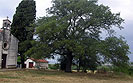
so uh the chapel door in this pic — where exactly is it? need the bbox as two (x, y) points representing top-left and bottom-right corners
(29, 62), (33, 68)
(2, 54), (7, 68)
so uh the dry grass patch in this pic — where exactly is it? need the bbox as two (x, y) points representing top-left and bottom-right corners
(0, 69), (133, 83)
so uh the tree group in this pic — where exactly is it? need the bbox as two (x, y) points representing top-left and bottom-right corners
(12, 0), (130, 72)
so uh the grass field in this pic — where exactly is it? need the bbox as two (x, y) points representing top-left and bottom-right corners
(0, 69), (133, 83)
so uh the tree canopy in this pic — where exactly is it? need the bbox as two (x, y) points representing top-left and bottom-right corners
(11, 0), (36, 68)
(26, 0), (129, 72)
(101, 36), (130, 67)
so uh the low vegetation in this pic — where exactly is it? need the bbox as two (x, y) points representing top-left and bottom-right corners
(0, 69), (133, 83)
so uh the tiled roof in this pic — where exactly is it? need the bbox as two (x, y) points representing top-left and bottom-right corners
(0, 29), (3, 32)
(37, 59), (48, 63)
(30, 58), (48, 63)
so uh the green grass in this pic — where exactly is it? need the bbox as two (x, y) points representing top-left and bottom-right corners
(0, 69), (133, 83)
(0, 75), (19, 79)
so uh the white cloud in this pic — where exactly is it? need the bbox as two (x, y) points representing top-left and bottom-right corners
(35, 0), (52, 17)
(0, 18), (3, 28)
(99, 0), (133, 21)
(0, 0), (52, 28)
(0, 0), (133, 27)
(0, 0), (21, 28)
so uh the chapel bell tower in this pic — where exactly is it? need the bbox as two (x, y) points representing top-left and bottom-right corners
(0, 17), (18, 69)
(2, 17), (11, 29)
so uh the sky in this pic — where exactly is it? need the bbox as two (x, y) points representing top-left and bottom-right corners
(0, 0), (133, 62)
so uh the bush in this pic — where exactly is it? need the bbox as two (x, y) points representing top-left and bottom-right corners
(97, 66), (113, 73)
(128, 66), (133, 75)
(71, 65), (77, 70)
(48, 64), (60, 70)
(112, 66), (130, 75)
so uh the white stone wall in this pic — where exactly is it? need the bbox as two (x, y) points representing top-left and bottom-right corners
(25, 59), (48, 69)
(0, 29), (19, 68)
(7, 34), (18, 68)
(0, 31), (3, 68)
(25, 59), (36, 68)
(36, 62), (48, 69)
(0, 41), (2, 68)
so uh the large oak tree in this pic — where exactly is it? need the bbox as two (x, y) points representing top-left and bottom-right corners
(26, 0), (128, 72)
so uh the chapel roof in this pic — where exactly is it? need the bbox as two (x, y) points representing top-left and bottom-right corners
(30, 58), (48, 63)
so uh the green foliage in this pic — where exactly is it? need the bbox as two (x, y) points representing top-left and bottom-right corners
(128, 66), (133, 75)
(26, 0), (126, 72)
(11, 0), (36, 67)
(100, 36), (130, 68)
(17, 56), (21, 63)
(71, 65), (77, 70)
(11, 0), (36, 41)
(97, 65), (113, 73)
(48, 64), (60, 70)
(113, 66), (130, 75)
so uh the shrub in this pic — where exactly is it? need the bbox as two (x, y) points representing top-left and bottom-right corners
(48, 64), (60, 70)
(128, 66), (133, 75)
(97, 66), (112, 73)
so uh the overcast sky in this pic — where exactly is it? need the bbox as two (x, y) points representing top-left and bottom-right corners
(0, 0), (133, 61)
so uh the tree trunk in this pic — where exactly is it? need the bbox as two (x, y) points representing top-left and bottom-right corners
(21, 54), (25, 68)
(60, 59), (66, 71)
(77, 58), (81, 72)
(65, 52), (73, 73)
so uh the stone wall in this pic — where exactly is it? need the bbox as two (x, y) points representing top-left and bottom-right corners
(0, 29), (18, 68)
